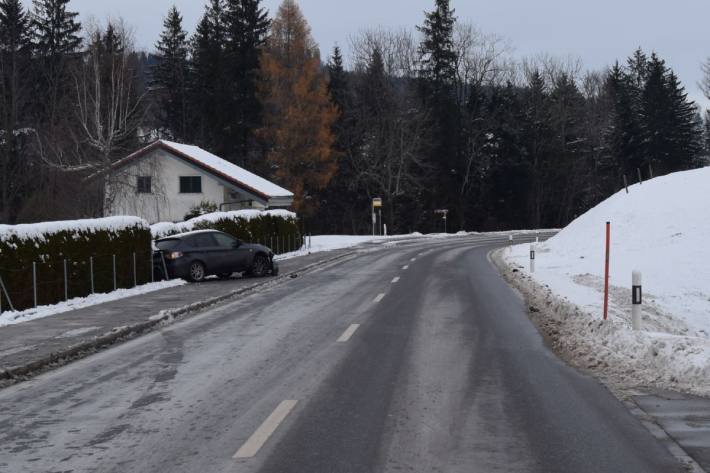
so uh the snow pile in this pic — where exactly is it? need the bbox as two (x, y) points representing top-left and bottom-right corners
(151, 209), (297, 238)
(503, 166), (710, 396)
(0, 280), (185, 328)
(0, 216), (148, 243)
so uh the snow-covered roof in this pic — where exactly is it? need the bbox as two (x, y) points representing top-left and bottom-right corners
(114, 140), (294, 201)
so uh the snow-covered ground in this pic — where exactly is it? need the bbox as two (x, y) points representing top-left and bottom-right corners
(0, 280), (186, 328)
(502, 166), (710, 396)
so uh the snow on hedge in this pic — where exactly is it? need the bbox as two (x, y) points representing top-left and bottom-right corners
(0, 216), (148, 244)
(151, 209), (297, 238)
(503, 165), (710, 396)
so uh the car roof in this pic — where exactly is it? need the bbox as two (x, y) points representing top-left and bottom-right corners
(157, 229), (226, 241)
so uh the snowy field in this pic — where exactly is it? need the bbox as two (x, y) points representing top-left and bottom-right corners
(503, 166), (710, 396)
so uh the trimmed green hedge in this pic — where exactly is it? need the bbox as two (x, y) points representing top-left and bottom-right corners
(0, 218), (152, 313)
(152, 211), (303, 254)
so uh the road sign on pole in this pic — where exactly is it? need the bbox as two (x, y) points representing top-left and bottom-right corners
(434, 209), (449, 233)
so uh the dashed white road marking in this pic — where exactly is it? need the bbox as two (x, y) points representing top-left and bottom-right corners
(337, 324), (360, 343)
(391, 277), (400, 283)
(410, 258), (417, 262)
(402, 265), (409, 270)
(374, 293), (386, 303)
(233, 400), (298, 459)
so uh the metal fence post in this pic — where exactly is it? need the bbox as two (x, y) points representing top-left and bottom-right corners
(32, 262), (38, 307)
(133, 252), (137, 287)
(90, 257), (95, 294)
(0, 275), (14, 312)
(64, 259), (69, 301)
(112, 254), (117, 291)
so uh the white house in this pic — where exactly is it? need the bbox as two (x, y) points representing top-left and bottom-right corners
(106, 140), (294, 223)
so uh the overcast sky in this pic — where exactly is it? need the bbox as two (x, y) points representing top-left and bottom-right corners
(38, 0), (710, 105)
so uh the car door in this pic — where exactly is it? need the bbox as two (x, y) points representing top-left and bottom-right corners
(212, 233), (251, 272)
(189, 233), (223, 274)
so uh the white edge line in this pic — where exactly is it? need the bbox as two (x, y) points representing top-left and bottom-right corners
(374, 293), (386, 303)
(337, 324), (360, 343)
(233, 400), (299, 459)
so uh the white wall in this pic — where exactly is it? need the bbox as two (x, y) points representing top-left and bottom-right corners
(107, 149), (230, 223)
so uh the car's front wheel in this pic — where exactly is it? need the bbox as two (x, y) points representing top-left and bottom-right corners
(250, 255), (269, 278)
(188, 261), (206, 282)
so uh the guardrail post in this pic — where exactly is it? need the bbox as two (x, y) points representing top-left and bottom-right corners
(632, 271), (642, 330)
(33, 262), (37, 307)
(530, 244), (536, 273)
(112, 254), (117, 291)
(63, 259), (69, 301)
(90, 257), (95, 294)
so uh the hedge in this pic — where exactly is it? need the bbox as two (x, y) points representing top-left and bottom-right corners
(151, 210), (302, 254)
(0, 217), (152, 313)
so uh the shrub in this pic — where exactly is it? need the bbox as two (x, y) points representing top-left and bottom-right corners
(151, 210), (302, 254)
(0, 217), (152, 313)
(184, 200), (218, 221)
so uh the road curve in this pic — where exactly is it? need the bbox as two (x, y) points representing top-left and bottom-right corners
(0, 235), (681, 473)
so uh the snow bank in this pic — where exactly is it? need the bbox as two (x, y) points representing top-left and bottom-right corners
(151, 209), (297, 238)
(0, 280), (185, 328)
(503, 166), (710, 395)
(0, 216), (148, 243)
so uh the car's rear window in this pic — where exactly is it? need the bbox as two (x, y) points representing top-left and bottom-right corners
(156, 239), (181, 251)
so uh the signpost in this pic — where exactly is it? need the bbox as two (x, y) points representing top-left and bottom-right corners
(434, 209), (449, 233)
(372, 198), (383, 236)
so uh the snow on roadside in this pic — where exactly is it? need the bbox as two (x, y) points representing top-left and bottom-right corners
(501, 166), (710, 396)
(274, 232), (474, 260)
(0, 280), (185, 328)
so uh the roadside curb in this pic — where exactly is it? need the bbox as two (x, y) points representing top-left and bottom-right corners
(0, 250), (358, 387)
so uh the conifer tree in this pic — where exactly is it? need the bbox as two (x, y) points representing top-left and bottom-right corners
(259, 0), (337, 216)
(0, 0), (32, 223)
(190, 0), (228, 153)
(604, 61), (643, 177)
(30, 0), (81, 59)
(417, 0), (457, 94)
(223, 0), (270, 165)
(154, 6), (190, 140)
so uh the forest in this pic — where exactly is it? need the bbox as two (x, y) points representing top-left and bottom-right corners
(0, 0), (707, 233)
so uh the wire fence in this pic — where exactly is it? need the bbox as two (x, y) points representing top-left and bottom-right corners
(0, 234), (311, 315)
(0, 250), (153, 315)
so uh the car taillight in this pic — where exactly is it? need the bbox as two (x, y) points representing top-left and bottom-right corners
(165, 251), (183, 260)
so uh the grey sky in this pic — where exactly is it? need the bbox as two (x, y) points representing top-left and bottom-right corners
(34, 0), (710, 105)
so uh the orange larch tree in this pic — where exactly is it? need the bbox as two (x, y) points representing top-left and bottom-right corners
(259, 0), (338, 216)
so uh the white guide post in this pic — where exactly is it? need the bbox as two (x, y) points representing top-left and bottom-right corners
(632, 271), (642, 330)
(530, 244), (536, 273)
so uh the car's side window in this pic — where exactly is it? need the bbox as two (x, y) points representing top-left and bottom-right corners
(213, 233), (237, 248)
(192, 234), (217, 248)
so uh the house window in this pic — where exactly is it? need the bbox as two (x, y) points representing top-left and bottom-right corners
(180, 176), (202, 194)
(137, 176), (152, 194)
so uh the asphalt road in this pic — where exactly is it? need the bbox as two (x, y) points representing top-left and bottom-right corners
(0, 235), (682, 473)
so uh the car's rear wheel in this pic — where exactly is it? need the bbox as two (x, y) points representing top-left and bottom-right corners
(250, 255), (269, 278)
(188, 261), (206, 282)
